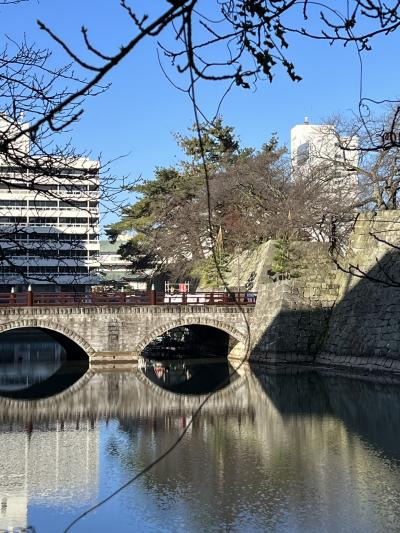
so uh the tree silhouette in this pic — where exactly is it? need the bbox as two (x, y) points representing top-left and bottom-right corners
(1, 1), (399, 282)
(0, 2), (393, 148)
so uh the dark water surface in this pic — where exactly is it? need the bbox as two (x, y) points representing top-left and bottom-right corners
(0, 328), (88, 399)
(0, 341), (400, 531)
(139, 357), (237, 394)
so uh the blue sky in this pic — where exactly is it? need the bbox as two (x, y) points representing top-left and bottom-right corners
(1, 1), (399, 228)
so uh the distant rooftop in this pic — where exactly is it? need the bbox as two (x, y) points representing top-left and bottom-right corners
(99, 240), (122, 253)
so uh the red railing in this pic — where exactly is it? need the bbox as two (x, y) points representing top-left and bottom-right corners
(0, 291), (257, 307)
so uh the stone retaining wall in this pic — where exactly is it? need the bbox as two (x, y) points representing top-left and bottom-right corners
(2, 212), (400, 373)
(317, 211), (400, 371)
(250, 211), (400, 373)
(249, 242), (339, 363)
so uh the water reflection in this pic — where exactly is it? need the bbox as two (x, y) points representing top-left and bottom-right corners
(0, 420), (99, 532)
(0, 328), (88, 399)
(139, 357), (237, 394)
(0, 367), (400, 531)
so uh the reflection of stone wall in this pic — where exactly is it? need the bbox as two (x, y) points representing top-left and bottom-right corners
(1, 368), (400, 531)
(0, 371), (251, 425)
(116, 368), (400, 532)
(250, 375), (400, 531)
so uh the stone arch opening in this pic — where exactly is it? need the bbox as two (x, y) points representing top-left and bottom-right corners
(138, 322), (244, 395)
(141, 324), (238, 360)
(0, 325), (90, 399)
(0, 320), (94, 359)
(136, 318), (247, 360)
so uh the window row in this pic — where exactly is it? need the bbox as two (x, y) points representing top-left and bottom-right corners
(0, 183), (99, 192)
(59, 218), (99, 225)
(1, 266), (94, 274)
(3, 232), (98, 242)
(0, 217), (99, 225)
(3, 249), (98, 258)
(0, 200), (98, 208)
(0, 166), (98, 176)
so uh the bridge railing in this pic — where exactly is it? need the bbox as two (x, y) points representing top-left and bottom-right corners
(0, 291), (257, 307)
(158, 292), (256, 305)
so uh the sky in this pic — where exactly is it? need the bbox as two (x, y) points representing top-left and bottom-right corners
(1, 0), (400, 229)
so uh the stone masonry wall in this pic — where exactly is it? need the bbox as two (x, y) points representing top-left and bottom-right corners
(250, 242), (340, 363)
(2, 213), (400, 372)
(199, 241), (276, 291)
(250, 211), (400, 373)
(317, 211), (400, 372)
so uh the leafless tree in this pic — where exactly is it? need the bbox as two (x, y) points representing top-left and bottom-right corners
(293, 111), (400, 285)
(0, 1), (399, 286)
(0, 2), (395, 147)
(110, 126), (370, 282)
(304, 112), (400, 209)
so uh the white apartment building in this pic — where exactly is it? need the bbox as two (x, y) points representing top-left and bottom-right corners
(0, 117), (100, 292)
(291, 119), (359, 191)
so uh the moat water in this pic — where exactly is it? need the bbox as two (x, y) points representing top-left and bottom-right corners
(0, 331), (400, 532)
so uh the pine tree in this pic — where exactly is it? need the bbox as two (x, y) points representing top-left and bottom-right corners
(271, 238), (301, 279)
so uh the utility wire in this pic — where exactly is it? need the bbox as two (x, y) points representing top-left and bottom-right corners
(63, 11), (252, 532)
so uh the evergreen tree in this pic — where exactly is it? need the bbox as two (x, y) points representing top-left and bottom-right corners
(271, 238), (301, 279)
(107, 118), (243, 278)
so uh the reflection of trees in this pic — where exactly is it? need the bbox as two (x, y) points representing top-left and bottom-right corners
(2, 367), (400, 529)
(142, 360), (233, 395)
(108, 369), (400, 531)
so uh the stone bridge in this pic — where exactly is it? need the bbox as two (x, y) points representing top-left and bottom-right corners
(0, 305), (254, 364)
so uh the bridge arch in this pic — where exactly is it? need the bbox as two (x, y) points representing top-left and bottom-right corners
(135, 365), (249, 401)
(0, 369), (250, 420)
(135, 316), (247, 357)
(0, 318), (96, 359)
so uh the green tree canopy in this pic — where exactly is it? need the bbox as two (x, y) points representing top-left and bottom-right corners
(107, 116), (370, 284)
(107, 117), (246, 280)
